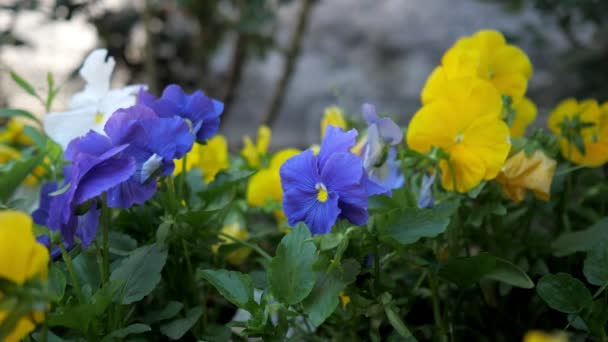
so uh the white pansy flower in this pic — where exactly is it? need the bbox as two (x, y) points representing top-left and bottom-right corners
(43, 49), (145, 150)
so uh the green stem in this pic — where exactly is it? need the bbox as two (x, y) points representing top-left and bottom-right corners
(217, 232), (272, 261)
(59, 244), (84, 303)
(178, 154), (188, 201)
(101, 193), (111, 284)
(181, 238), (194, 282)
(373, 238), (381, 295)
(429, 273), (447, 342)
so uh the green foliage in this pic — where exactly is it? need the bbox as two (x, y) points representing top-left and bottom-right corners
(537, 273), (593, 314)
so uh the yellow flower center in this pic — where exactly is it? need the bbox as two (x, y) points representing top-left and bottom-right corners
(315, 183), (328, 202)
(94, 112), (104, 124)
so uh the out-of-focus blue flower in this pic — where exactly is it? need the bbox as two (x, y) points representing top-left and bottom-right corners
(104, 105), (194, 208)
(360, 103), (404, 196)
(280, 125), (368, 235)
(138, 85), (223, 142)
(417, 173), (436, 209)
(39, 131), (136, 247)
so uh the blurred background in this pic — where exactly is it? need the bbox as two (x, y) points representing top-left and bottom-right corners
(1, 0), (607, 148)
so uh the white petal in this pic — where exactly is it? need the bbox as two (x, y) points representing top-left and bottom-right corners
(69, 49), (115, 108)
(363, 124), (383, 171)
(43, 106), (98, 150)
(141, 154), (163, 182)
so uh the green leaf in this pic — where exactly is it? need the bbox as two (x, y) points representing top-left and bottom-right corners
(10, 71), (39, 99)
(48, 265), (66, 302)
(199, 269), (255, 309)
(160, 307), (203, 340)
(382, 295), (416, 341)
(104, 324), (150, 340)
(552, 217), (608, 256)
(377, 201), (458, 246)
(584, 243), (608, 286)
(0, 109), (42, 126)
(302, 259), (360, 326)
(0, 152), (44, 202)
(73, 251), (101, 290)
(108, 231), (137, 257)
(439, 253), (533, 289)
(23, 125), (46, 147)
(268, 224), (317, 305)
(143, 301), (184, 323)
(110, 244), (168, 304)
(537, 273), (592, 314)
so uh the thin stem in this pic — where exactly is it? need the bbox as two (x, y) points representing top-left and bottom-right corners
(101, 193), (111, 284)
(429, 272), (447, 342)
(181, 238), (194, 282)
(373, 238), (381, 295)
(178, 154), (188, 202)
(218, 232), (272, 261)
(59, 244), (84, 303)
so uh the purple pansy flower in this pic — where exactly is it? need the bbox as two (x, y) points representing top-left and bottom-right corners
(280, 125), (368, 235)
(37, 132), (136, 247)
(138, 84), (224, 142)
(361, 103), (404, 196)
(104, 104), (194, 208)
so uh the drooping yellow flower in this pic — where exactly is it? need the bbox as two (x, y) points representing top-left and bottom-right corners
(321, 106), (347, 137)
(523, 331), (568, 342)
(247, 148), (300, 221)
(422, 29), (532, 104)
(407, 78), (511, 192)
(242, 125), (271, 168)
(496, 150), (556, 203)
(509, 97), (537, 137)
(548, 99), (608, 167)
(0, 211), (49, 342)
(211, 222), (252, 265)
(174, 135), (230, 183)
(338, 291), (351, 309)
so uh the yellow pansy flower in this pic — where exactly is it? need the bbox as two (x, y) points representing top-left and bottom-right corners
(0, 211), (49, 342)
(211, 222), (252, 265)
(407, 78), (510, 192)
(247, 149), (300, 221)
(321, 106), (347, 137)
(423, 29), (532, 104)
(509, 97), (537, 137)
(338, 291), (351, 309)
(174, 135), (230, 183)
(496, 150), (556, 203)
(548, 99), (608, 167)
(0, 145), (21, 164)
(242, 125), (271, 168)
(523, 331), (568, 342)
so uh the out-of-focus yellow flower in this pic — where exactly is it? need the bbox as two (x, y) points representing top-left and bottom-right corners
(496, 150), (556, 203)
(321, 106), (347, 137)
(24, 165), (47, 186)
(0, 145), (21, 164)
(510, 97), (537, 138)
(242, 125), (271, 168)
(0, 211), (49, 342)
(407, 78), (510, 192)
(523, 331), (568, 342)
(247, 149), (300, 222)
(423, 29), (532, 104)
(211, 222), (252, 265)
(0, 119), (34, 146)
(351, 136), (367, 156)
(338, 291), (351, 309)
(174, 135), (230, 183)
(548, 99), (608, 167)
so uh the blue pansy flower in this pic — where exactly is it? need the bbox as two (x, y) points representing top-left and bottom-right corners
(360, 103), (404, 196)
(138, 84), (224, 142)
(40, 131), (136, 247)
(104, 104), (194, 208)
(280, 125), (368, 235)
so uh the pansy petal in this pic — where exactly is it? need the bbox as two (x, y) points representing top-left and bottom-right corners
(76, 204), (101, 248)
(73, 154), (136, 204)
(318, 126), (358, 170)
(321, 152), (363, 193)
(32, 182), (58, 226)
(65, 131), (114, 162)
(463, 115), (511, 180)
(107, 178), (158, 209)
(280, 150), (320, 193)
(44, 107), (99, 150)
(69, 49), (114, 108)
(362, 103), (379, 124)
(303, 192), (341, 235)
(376, 117), (403, 145)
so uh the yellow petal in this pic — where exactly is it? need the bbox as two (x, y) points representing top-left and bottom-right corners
(440, 143), (487, 192)
(257, 125), (271, 154)
(522, 331), (568, 342)
(173, 144), (200, 175)
(462, 115), (511, 180)
(0, 313), (36, 342)
(407, 101), (462, 153)
(321, 106), (347, 137)
(510, 97), (537, 137)
(0, 145), (21, 164)
(491, 72), (528, 100)
(247, 168), (281, 207)
(241, 135), (260, 168)
(198, 135), (230, 183)
(269, 148), (300, 170)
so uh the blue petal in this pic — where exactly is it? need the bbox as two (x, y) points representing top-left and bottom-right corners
(161, 84), (187, 107)
(65, 131), (113, 162)
(318, 126), (358, 170)
(417, 173), (436, 209)
(32, 182), (58, 226)
(76, 204), (101, 248)
(338, 200), (368, 226)
(320, 152), (363, 193)
(147, 116), (194, 161)
(362, 103), (379, 124)
(303, 192), (340, 235)
(106, 178), (157, 209)
(376, 118), (403, 146)
(73, 153), (136, 204)
(280, 149), (320, 194)
(104, 105), (157, 146)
